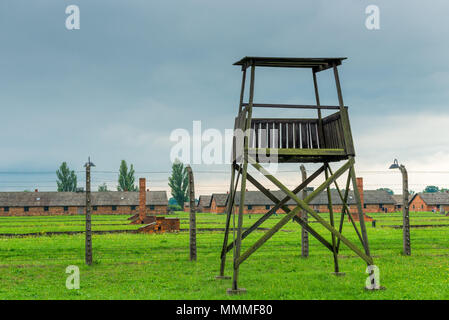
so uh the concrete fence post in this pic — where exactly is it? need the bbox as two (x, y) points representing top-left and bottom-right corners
(186, 165), (197, 261)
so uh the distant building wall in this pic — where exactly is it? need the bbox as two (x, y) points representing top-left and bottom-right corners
(209, 200), (394, 215)
(0, 205), (167, 217)
(210, 199), (226, 214)
(409, 194), (430, 212)
(409, 194), (449, 212)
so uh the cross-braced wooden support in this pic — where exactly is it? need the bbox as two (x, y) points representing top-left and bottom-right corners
(219, 157), (374, 293)
(217, 57), (378, 294)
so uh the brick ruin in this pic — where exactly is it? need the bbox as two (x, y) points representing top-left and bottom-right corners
(349, 178), (374, 222)
(129, 178), (180, 233)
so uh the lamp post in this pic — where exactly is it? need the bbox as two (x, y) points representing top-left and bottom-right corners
(389, 159), (411, 255)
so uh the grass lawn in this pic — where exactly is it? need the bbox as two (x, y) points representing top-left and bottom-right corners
(0, 211), (448, 299)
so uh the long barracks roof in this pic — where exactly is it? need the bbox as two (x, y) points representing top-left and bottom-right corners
(211, 189), (395, 207)
(413, 192), (449, 205)
(211, 193), (229, 207)
(198, 195), (212, 208)
(0, 191), (168, 207)
(233, 57), (346, 71)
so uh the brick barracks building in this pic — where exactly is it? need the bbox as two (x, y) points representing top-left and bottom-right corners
(208, 178), (396, 214)
(197, 195), (211, 212)
(0, 186), (168, 217)
(409, 192), (449, 213)
(184, 195), (212, 213)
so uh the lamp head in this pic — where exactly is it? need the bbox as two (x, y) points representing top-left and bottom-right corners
(389, 159), (399, 170)
(84, 156), (95, 168)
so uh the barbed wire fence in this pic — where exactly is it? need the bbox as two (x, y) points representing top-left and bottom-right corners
(0, 168), (449, 195)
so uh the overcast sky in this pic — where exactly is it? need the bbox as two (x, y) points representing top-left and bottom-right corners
(0, 0), (448, 194)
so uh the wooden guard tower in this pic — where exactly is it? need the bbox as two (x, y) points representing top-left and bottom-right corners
(217, 57), (375, 294)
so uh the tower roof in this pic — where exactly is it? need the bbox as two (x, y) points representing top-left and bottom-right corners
(233, 56), (346, 71)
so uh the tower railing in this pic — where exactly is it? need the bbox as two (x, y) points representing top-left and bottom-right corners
(234, 105), (354, 163)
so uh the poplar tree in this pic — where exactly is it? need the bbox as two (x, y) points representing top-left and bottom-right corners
(168, 159), (189, 207)
(117, 160), (138, 191)
(56, 162), (77, 192)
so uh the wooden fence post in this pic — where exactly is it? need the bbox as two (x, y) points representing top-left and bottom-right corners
(186, 165), (197, 261)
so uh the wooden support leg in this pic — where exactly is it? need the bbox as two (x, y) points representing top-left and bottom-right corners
(217, 163), (239, 279)
(349, 161), (371, 257)
(228, 161), (248, 295)
(333, 171), (364, 251)
(348, 159), (383, 289)
(325, 164), (342, 276)
(228, 64), (254, 295)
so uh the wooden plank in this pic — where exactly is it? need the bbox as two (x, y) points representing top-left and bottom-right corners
(336, 117), (344, 149)
(242, 103), (344, 110)
(313, 70), (325, 148)
(254, 122), (259, 148)
(237, 68), (247, 114)
(218, 165), (239, 276)
(288, 123), (294, 148)
(252, 118), (316, 123)
(301, 122), (308, 148)
(330, 121), (337, 148)
(333, 66), (355, 156)
(232, 64), (255, 291)
(267, 122), (272, 148)
(281, 123), (287, 148)
(250, 121), (256, 149)
(311, 123), (318, 149)
(275, 122), (281, 148)
(325, 166), (339, 272)
(260, 122), (267, 148)
(331, 171), (364, 251)
(322, 111), (341, 125)
(247, 148), (346, 156)
(295, 122), (300, 149)
(349, 164), (371, 256)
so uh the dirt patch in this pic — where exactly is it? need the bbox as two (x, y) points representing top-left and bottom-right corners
(0, 229), (137, 238)
(381, 224), (449, 229)
(0, 227), (294, 238)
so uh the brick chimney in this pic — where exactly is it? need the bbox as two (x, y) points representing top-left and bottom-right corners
(139, 178), (146, 221)
(356, 177), (364, 208)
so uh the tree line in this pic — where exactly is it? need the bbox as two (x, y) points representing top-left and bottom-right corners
(56, 160), (138, 192)
(55, 159), (190, 208)
(376, 186), (449, 195)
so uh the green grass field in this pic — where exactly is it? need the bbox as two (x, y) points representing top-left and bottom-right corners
(0, 211), (448, 299)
